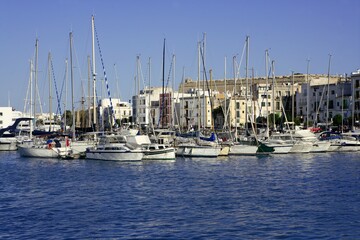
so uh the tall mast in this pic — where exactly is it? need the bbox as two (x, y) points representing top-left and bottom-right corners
(48, 52), (52, 131)
(245, 36), (249, 134)
(291, 71), (295, 124)
(34, 38), (39, 121)
(233, 55), (237, 140)
(224, 56), (227, 130)
(148, 57), (152, 129)
(202, 33), (206, 129)
(326, 54), (332, 130)
(87, 56), (91, 128)
(91, 15), (97, 131)
(29, 60), (33, 139)
(352, 73), (355, 130)
(64, 58), (68, 132)
(136, 55), (140, 127)
(181, 67), (185, 131)
(265, 50), (269, 136)
(251, 67), (255, 126)
(172, 54), (176, 128)
(341, 77), (344, 133)
(197, 41), (201, 130)
(271, 60), (276, 130)
(70, 32), (76, 141)
(306, 59), (310, 128)
(161, 38), (166, 128)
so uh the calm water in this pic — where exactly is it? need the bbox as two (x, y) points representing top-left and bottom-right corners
(0, 152), (359, 239)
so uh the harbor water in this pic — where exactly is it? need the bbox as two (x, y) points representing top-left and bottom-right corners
(0, 151), (359, 239)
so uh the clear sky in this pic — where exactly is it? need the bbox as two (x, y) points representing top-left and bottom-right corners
(0, 0), (359, 112)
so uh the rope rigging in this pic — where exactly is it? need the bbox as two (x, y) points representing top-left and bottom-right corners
(93, 22), (116, 128)
(50, 55), (62, 117)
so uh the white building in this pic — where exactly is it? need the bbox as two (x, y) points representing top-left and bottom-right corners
(100, 98), (132, 128)
(351, 69), (360, 124)
(297, 75), (352, 126)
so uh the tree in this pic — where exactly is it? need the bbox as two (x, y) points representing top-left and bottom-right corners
(63, 110), (73, 126)
(332, 114), (342, 126)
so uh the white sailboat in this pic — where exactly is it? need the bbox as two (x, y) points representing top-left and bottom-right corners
(18, 39), (72, 158)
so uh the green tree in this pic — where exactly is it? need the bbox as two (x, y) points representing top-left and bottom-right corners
(63, 110), (73, 126)
(332, 114), (342, 126)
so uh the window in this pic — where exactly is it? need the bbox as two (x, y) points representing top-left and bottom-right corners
(331, 90), (335, 95)
(0, 112), (2, 116)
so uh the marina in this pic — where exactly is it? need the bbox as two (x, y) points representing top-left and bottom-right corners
(0, 0), (359, 239)
(0, 151), (359, 239)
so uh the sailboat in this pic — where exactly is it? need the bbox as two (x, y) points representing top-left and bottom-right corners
(18, 39), (72, 158)
(227, 37), (273, 155)
(175, 36), (221, 158)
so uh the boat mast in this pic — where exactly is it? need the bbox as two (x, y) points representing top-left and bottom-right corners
(34, 38), (39, 122)
(265, 50), (269, 137)
(202, 33), (206, 129)
(224, 56), (227, 130)
(91, 15), (97, 131)
(172, 54), (176, 128)
(271, 60), (275, 130)
(197, 41), (201, 130)
(341, 78), (344, 133)
(87, 56), (91, 128)
(306, 59), (310, 128)
(233, 55), (238, 140)
(48, 52), (52, 132)
(63, 59), (68, 132)
(70, 32), (76, 141)
(29, 60), (33, 139)
(326, 54), (332, 130)
(245, 36), (249, 134)
(136, 55), (140, 128)
(161, 39), (166, 128)
(181, 67), (185, 132)
(291, 71), (295, 125)
(148, 57), (154, 132)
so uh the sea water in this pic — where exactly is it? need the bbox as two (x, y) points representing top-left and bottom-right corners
(0, 151), (359, 239)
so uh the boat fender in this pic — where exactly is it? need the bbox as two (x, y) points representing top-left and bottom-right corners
(66, 137), (70, 147)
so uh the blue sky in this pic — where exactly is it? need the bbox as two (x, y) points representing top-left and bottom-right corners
(0, 0), (359, 112)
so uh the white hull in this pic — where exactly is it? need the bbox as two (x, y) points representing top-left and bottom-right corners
(142, 148), (175, 160)
(71, 141), (95, 155)
(0, 138), (17, 151)
(310, 141), (331, 153)
(85, 150), (143, 161)
(266, 144), (293, 154)
(176, 144), (221, 157)
(18, 145), (70, 158)
(290, 141), (313, 153)
(229, 144), (258, 155)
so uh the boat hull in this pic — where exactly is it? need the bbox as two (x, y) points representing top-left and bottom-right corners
(176, 145), (221, 157)
(0, 138), (17, 151)
(85, 150), (143, 161)
(229, 144), (258, 155)
(142, 148), (176, 160)
(18, 145), (68, 158)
